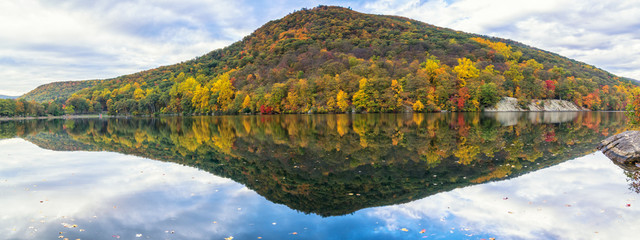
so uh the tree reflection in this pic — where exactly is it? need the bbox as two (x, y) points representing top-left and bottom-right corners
(626, 170), (640, 194)
(0, 112), (631, 216)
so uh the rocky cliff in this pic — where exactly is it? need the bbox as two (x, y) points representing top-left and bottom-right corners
(485, 97), (587, 112)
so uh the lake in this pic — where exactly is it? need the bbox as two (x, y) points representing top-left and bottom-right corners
(1, 112), (639, 239)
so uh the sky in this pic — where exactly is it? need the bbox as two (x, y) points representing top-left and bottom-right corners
(1, 0), (639, 96)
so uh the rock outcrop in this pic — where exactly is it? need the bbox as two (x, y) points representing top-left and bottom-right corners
(597, 131), (640, 164)
(485, 97), (587, 112)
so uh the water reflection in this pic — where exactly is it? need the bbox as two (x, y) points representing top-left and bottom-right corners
(1, 112), (638, 239)
(0, 112), (630, 217)
(484, 111), (580, 125)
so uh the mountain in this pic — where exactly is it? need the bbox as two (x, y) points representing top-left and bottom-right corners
(20, 6), (638, 115)
(0, 95), (18, 99)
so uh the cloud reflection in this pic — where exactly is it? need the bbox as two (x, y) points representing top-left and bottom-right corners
(2, 137), (639, 239)
(367, 152), (640, 239)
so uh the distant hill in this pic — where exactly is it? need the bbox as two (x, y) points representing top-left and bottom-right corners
(21, 6), (638, 114)
(0, 95), (18, 99)
(21, 80), (99, 102)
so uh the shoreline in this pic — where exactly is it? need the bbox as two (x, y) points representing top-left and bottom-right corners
(0, 110), (622, 121)
(0, 114), (109, 121)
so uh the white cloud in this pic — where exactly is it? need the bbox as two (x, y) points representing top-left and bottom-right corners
(0, 0), (261, 95)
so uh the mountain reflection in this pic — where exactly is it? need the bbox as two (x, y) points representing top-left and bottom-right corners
(0, 112), (630, 216)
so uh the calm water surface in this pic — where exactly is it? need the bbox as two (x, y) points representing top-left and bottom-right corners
(1, 112), (639, 239)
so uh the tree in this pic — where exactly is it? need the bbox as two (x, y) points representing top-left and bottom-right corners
(336, 90), (349, 112)
(15, 100), (25, 116)
(352, 78), (373, 112)
(423, 55), (445, 83)
(390, 79), (404, 110)
(0, 99), (16, 116)
(64, 104), (75, 115)
(192, 85), (211, 113)
(413, 100), (425, 112)
(479, 83), (500, 107)
(133, 88), (145, 100)
(211, 71), (236, 112)
(453, 58), (479, 87)
(242, 95), (252, 112)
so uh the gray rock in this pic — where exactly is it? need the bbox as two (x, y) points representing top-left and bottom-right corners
(597, 131), (640, 164)
(484, 97), (588, 112)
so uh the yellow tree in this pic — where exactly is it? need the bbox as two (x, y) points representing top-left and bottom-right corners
(133, 88), (145, 100)
(391, 79), (403, 110)
(242, 95), (251, 111)
(413, 100), (425, 112)
(211, 70), (236, 112)
(352, 78), (373, 111)
(336, 90), (349, 112)
(192, 84), (211, 112)
(453, 58), (479, 87)
(423, 55), (445, 83)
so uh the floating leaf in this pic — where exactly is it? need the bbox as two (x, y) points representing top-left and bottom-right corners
(401, 228), (409, 232)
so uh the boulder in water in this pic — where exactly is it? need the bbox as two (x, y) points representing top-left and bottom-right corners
(597, 131), (640, 164)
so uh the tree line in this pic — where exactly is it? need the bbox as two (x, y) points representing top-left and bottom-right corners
(0, 99), (63, 117)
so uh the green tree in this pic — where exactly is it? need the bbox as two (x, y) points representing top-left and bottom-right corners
(479, 83), (500, 107)
(0, 99), (16, 116)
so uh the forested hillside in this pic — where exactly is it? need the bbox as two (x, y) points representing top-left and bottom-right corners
(15, 6), (638, 117)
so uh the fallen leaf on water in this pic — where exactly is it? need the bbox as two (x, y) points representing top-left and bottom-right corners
(224, 236), (234, 240)
(291, 232), (298, 235)
(136, 233), (142, 237)
(419, 229), (426, 234)
(401, 228), (409, 232)
(626, 204), (631, 207)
